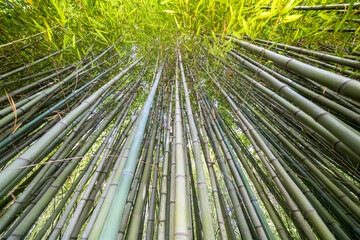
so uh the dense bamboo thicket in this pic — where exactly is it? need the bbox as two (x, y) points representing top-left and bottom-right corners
(0, 0), (359, 239)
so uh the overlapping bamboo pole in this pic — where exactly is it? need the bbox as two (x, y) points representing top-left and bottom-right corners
(178, 49), (216, 240)
(226, 37), (360, 101)
(99, 56), (165, 239)
(0, 32), (359, 240)
(0, 57), (143, 189)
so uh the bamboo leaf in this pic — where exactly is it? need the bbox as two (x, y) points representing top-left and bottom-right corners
(161, 0), (172, 4)
(283, 14), (302, 23)
(318, 13), (332, 22)
(163, 10), (176, 14)
(72, 34), (76, 48)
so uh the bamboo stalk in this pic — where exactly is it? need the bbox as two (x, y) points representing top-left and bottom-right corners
(99, 57), (165, 239)
(194, 88), (232, 240)
(173, 57), (189, 240)
(212, 77), (336, 239)
(145, 100), (165, 240)
(178, 49), (216, 240)
(232, 51), (360, 124)
(261, 3), (360, 10)
(202, 104), (253, 240)
(158, 86), (174, 240)
(80, 115), (138, 240)
(214, 60), (360, 165)
(126, 113), (160, 239)
(227, 37), (360, 101)
(0, 57), (143, 190)
(254, 38), (360, 70)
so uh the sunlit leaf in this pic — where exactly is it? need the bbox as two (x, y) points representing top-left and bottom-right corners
(163, 10), (176, 14)
(283, 14), (302, 23)
(161, 0), (172, 4)
(318, 13), (332, 22)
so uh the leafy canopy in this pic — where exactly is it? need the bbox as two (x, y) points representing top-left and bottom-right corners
(0, 0), (358, 61)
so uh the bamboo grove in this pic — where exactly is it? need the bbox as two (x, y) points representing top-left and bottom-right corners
(1, 0), (360, 239)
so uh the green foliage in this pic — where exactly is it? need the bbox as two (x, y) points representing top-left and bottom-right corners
(1, 0), (358, 65)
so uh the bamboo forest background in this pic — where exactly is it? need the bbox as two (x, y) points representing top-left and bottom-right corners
(0, 0), (360, 239)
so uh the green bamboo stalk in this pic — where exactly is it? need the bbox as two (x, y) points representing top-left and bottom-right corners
(217, 60), (360, 165)
(0, 98), (100, 198)
(245, 109), (355, 239)
(0, 92), (43, 118)
(0, 65), (73, 104)
(0, 116), (83, 208)
(213, 79), (336, 240)
(35, 105), (133, 240)
(266, 46), (360, 79)
(203, 112), (252, 240)
(0, 45), (113, 126)
(227, 37), (360, 101)
(203, 101), (268, 239)
(201, 67), (316, 239)
(172, 58), (190, 239)
(181, 94), (194, 239)
(254, 38), (360, 70)
(255, 100), (360, 206)
(215, 113), (291, 240)
(0, 25), (58, 49)
(158, 87), (173, 240)
(5, 88), (129, 239)
(126, 117), (160, 238)
(48, 119), (120, 240)
(71, 118), (135, 239)
(276, 75), (360, 114)
(225, 80), (360, 212)
(118, 131), (152, 239)
(178, 50), (216, 240)
(211, 107), (276, 240)
(214, 170), (237, 239)
(228, 51), (360, 159)
(185, 144), (202, 240)
(115, 103), (157, 240)
(260, 2), (360, 10)
(99, 57), (165, 239)
(0, 57), (127, 149)
(169, 117), (177, 240)
(0, 57), (142, 190)
(0, 79), (126, 234)
(194, 89), (230, 240)
(233, 51), (360, 124)
(0, 37), (83, 80)
(60, 102), (132, 239)
(87, 103), (144, 239)
(230, 123), (308, 239)
(0, 83), (117, 163)
(145, 107), (164, 240)
(89, 109), (140, 239)
(244, 98), (360, 220)
(238, 83), (360, 199)
(0, 118), (56, 166)
(80, 115), (138, 240)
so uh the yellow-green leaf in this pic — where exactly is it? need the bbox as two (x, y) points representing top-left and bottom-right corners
(253, 12), (272, 21)
(161, 0), (172, 4)
(242, 18), (249, 35)
(283, 14), (302, 23)
(196, 24), (201, 35)
(233, 31), (242, 39)
(163, 10), (175, 14)
(72, 34), (76, 48)
(259, 12), (272, 18)
(129, 8), (137, 16)
(44, 21), (52, 41)
(318, 13), (332, 22)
